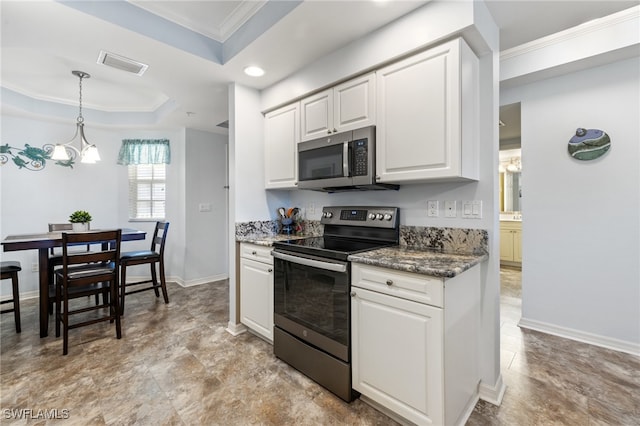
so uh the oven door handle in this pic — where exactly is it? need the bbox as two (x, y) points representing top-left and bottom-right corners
(272, 251), (347, 273)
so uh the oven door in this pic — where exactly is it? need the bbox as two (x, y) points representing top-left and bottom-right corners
(273, 249), (350, 362)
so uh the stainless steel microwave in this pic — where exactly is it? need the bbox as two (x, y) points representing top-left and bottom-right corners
(297, 126), (398, 192)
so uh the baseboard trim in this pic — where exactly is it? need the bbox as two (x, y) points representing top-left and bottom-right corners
(456, 392), (480, 426)
(519, 317), (640, 356)
(226, 321), (247, 336)
(478, 373), (505, 406)
(168, 274), (229, 288)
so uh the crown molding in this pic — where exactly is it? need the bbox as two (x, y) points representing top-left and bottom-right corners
(500, 6), (639, 60)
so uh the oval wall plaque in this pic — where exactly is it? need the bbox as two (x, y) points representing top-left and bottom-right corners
(568, 128), (611, 161)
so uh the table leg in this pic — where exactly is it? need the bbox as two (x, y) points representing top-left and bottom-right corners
(38, 248), (50, 337)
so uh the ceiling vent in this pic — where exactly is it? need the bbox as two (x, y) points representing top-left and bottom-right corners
(97, 50), (148, 76)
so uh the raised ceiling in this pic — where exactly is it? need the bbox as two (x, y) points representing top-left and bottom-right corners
(1, 0), (637, 133)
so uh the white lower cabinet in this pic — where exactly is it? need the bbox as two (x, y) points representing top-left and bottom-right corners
(239, 243), (274, 342)
(351, 264), (481, 426)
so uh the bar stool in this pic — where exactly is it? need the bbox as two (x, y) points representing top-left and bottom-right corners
(1, 261), (22, 333)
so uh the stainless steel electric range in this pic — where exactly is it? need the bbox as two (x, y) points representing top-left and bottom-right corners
(272, 206), (400, 402)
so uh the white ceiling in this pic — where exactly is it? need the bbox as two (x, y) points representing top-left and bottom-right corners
(1, 0), (637, 134)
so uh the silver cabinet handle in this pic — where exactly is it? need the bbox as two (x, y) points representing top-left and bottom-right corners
(272, 251), (347, 273)
(386, 279), (393, 286)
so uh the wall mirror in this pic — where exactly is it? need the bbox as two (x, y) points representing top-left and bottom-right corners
(499, 102), (522, 214)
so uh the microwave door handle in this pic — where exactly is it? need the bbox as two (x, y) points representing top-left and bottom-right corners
(272, 251), (347, 273)
(343, 141), (349, 177)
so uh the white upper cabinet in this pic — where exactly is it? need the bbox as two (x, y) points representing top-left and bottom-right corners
(376, 38), (479, 183)
(264, 102), (299, 189)
(300, 73), (376, 141)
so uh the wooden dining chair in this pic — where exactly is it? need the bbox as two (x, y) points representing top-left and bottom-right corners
(55, 229), (122, 355)
(1, 261), (22, 333)
(119, 221), (169, 315)
(47, 223), (94, 314)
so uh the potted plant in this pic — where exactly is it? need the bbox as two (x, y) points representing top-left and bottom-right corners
(69, 210), (92, 231)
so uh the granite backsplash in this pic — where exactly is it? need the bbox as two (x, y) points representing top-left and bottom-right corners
(236, 220), (487, 255)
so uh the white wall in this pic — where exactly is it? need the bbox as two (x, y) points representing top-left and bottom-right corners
(501, 56), (640, 352)
(183, 128), (229, 284)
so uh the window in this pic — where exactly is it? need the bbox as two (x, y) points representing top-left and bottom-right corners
(128, 163), (166, 220)
(118, 138), (170, 220)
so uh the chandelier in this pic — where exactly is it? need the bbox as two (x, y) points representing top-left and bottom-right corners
(51, 71), (101, 164)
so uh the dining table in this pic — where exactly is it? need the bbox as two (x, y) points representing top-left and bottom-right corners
(1, 228), (146, 337)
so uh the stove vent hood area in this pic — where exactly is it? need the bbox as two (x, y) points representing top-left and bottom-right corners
(297, 126), (399, 193)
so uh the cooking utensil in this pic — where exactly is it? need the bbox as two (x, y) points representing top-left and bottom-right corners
(278, 207), (286, 218)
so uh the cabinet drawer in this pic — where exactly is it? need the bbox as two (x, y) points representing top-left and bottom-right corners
(352, 264), (443, 307)
(240, 243), (274, 265)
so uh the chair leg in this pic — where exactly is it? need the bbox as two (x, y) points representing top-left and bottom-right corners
(120, 262), (127, 316)
(63, 288), (69, 356)
(11, 272), (21, 333)
(150, 263), (160, 298)
(112, 280), (122, 339)
(55, 276), (61, 338)
(159, 259), (169, 304)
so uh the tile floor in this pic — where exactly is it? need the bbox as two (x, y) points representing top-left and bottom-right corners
(1, 269), (638, 425)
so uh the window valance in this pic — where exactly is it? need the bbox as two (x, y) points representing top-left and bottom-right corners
(117, 139), (171, 165)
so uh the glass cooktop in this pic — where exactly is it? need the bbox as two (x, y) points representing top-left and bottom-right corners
(273, 236), (393, 261)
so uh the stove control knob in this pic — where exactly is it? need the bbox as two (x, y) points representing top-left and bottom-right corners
(383, 213), (393, 221)
(376, 213), (384, 220)
(324, 211), (333, 218)
(368, 213), (376, 220)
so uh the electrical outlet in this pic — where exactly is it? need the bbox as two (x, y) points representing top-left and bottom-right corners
(444, 200), (457, 218)
(427, 200), (439, 217)
(32, 262), (38, 272)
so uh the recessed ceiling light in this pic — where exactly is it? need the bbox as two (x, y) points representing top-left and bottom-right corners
(244, 66), (265, 77)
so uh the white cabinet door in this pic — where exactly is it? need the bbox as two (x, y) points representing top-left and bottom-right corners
(264, 103), (299, 189)
(301, 89), (333, 141)
(240, 257), (274, 342)
(352, 286), (444, 426)
(333, 73), (376, 133)
(301, 73), (376, 141)
(376, 38), (478, 183)
(513, 229), (522, 263)
(499, 229), (514, 262)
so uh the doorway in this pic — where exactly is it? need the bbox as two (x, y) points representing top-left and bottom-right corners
(499, 102), (522, 324)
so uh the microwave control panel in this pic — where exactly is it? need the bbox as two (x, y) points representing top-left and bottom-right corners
(352, 139), (368, 176)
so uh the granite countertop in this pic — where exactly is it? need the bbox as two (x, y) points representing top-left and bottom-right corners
(348, 246), (488, 279)
(236, 234), (311, 246)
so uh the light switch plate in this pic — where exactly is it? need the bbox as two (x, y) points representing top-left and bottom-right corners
(444, 200), (457, 218)
(462, 200), (482, 219)
(427, 200), (439, 217)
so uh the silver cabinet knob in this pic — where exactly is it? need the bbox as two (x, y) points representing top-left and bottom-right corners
(252, 251), (257, 255)
(268, 268), (273, 273)
(333, 128), (337, 133)
(350, 291), (356, 297)
(327, 130), (332, 134)
(386, 279), (393, 286)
